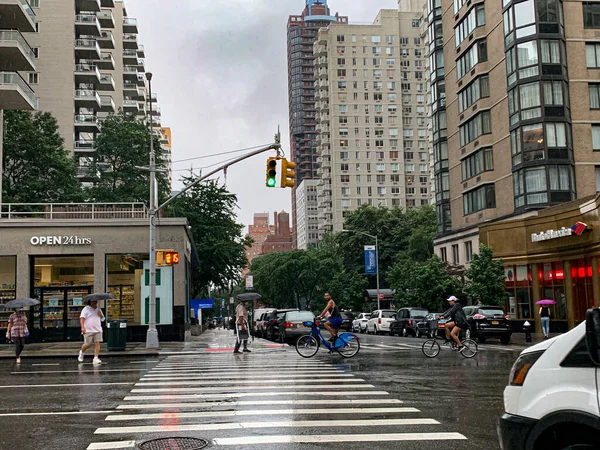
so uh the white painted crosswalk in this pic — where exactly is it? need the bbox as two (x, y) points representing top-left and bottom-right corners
(87, 339), (469, 449)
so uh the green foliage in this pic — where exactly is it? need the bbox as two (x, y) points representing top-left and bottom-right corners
(465, 244), (506, 306)
(84, 111), (169, 204)
(2, 110), (82, 203)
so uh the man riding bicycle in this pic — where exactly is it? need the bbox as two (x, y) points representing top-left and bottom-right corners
(439, 295), (468, 353)
(316, 292), (342, 343)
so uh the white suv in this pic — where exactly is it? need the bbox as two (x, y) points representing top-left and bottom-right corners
(498, 308), (600, 449)
(366, 310), (396, 335)
(352, 313), (371, 333)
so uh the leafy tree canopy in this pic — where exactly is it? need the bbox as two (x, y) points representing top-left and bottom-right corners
(465, 244), (506, 306)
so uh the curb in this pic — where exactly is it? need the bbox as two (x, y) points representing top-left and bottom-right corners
(0, 350), (161, 360)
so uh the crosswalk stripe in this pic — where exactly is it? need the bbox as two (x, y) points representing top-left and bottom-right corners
(141, 373), (353, 379)
(116, 399), (404, 409)
(123, 391), (390, 400)
(134, 378), (363, 386)
(87, 442), (136, 449)
(144, 369), (342, 375)
(131, 384), (373, 393)
(105, 407), (420, 420)
(94, 418), (440, 434)
(150, 364), (325, 371)
(213, 432), (468, 445)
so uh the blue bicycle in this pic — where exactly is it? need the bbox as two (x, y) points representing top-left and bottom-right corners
(295, 320), (360, 358)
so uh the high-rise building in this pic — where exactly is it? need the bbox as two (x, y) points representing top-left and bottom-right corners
(262, 211), (293, 255)
(295, 179), (319, 249)
(287, 0), (348, 247)
(245, 213), (271, 273)
(313, 6), (429, 234)
(431, 0), (600, 267)
(23, 0), (170, 182)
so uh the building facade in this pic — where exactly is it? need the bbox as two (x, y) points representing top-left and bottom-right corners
(314, 6), (429, 235)
(287, 0), (347, 247)
(295, 179), (319, 249)
(262, 211), (293, 255)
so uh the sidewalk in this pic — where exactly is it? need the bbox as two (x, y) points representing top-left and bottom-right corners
(507, 331), (559, 346)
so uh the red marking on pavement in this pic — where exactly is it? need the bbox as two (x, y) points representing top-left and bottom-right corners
(206, 348), (234, 352)
(265, 344), (284, 348)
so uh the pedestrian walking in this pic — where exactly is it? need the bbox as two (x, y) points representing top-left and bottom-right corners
(540, 304), (550, 339)
(6, 309), (28, 363)
(78, 298), (104, 365)
(233, 298), (250, 354)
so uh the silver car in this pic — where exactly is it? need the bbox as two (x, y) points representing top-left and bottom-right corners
(277, 310), (315, 343)
(352, 313), (371, 333)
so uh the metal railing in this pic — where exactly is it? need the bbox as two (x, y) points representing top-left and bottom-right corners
(97, 10), (114, 22)
(0, 30), (35, 60)
(99, 73), (114, 86)
(19, 0), (36, 26)
(74, 139), (96, 150)
(75, 38), (100, 53)
(0, 203), (148, 220)
(75, 14), (99, 25)
(74, 114), (100, 126)
(123, 17), (137, 26)
(75, 64), (101, 77)
(0, 72), (37, 108)
(100, 95), (115, 108)
(75, 89), (101, 103)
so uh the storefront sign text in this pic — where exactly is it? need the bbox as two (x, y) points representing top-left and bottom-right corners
(30, 236), (92, 246)
(531, 222), (588, 243)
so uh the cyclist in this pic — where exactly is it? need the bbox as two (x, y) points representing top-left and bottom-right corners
(439, 295), (468, 353)
(316, 292), (342, 343)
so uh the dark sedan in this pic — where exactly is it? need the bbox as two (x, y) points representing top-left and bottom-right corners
(389, 307), (428, 337)
(339, 312), (355, 331)
(464, 305), (512, 344)
(415, 312), (447, 338)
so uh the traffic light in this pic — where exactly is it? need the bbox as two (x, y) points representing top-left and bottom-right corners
(156, 250), (164, 266)
(266, 157), (278, 188)
(280, 158), (296, 189)
(156, 250), (179, 266)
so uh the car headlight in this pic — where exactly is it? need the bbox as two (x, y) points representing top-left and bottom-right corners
(508, 351), (544, 386)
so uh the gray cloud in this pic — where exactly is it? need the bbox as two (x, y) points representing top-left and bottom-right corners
(126, 0), (401, 228)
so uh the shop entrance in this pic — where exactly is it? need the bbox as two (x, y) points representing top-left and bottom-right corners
(31, 255), (94, 342)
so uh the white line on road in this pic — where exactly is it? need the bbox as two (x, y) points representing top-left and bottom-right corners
(87, 441), (137, 449)
(151, 364), (325, 370)
(0, 383), (133, 388)
(0, 410), (121, 417)
(141, 373), (352, 379)
(106, 407), (420, 421)
(134, 378), (363, 386)
(130, 384), (373, 393)
(11, 369), (147, 375)
(123, 391), (390, 401)
(213, 432), (468, 446)
(95, 418), (439, 434)
(31, 363), (60, 366)
(116, 399), (404, 409)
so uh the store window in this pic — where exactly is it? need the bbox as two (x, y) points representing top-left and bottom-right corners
(505, 264), (533, 319)
(0, 256), (17, 329)
(572, 258), (594, 325)
(106, 254), (149, 325)
(540, 262), (567, 322)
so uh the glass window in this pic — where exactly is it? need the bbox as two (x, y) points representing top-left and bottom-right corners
(548, 165), (571, 190)
(457, 39), (487, 80)
(0, 256), (17, 328)
(522, 123), (544, 152)
(515, 0), (536, 28)
(583, 2), (600, 28)
(525, 167), (548, 203)
(459, 110), (492, 146)
(517, 41), (539, 79)
(593, 126), (600, 151)
(587, 44), (600, 68)
(107, 254), (150, 325)
(537, 0), (558, 22)
(541, 40), (560, 64)
(455, 5), (486, 47)
(546, 123), (567, 147)
(544, 81), (563, 106)
(463, 184), (496, 215)
(591, 84), (600, 109)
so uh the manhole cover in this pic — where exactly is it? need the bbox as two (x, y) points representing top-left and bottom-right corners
(138, 437), (209, 450)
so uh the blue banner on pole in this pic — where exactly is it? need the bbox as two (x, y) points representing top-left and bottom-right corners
(191, 298), (214, 310)
(364, 245), (377, 275)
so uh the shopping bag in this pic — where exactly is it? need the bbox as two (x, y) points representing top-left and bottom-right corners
(237, 328), (249, 341)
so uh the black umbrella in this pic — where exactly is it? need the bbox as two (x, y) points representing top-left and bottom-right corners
(83, 293), (115, 303)
(236, 293), (262, 302)
(2, 298), (40, 309)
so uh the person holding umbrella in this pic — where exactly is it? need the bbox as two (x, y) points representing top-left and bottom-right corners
(6, 309), (28, 363)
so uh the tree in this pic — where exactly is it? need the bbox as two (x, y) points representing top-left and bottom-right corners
(2, 110), (82, 203)
(84, 111), (169, 204)
(167, 177), (251, 298)
(465, 244), (506, 306)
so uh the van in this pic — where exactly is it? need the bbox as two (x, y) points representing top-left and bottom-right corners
(497, 308), (600, 449)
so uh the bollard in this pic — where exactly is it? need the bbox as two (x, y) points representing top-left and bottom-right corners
(523, 320), (532, 343)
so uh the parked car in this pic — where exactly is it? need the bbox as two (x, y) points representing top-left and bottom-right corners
(339, 312), (355, 331)
(277, 310), (315, 343)
(415, 312), (448, 338)
(498, 309), (598, 450)
(265, 308), (298, 341)
(255, 311), (274, 338)
(252, 308), (274, 337)
(390, 307), (428, 337)
(352, 313), (371, 333)
(366, 310), (397, 335)
(464, 305), (512, 344)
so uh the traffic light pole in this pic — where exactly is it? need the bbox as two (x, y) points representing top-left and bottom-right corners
(145, 132), (282, 348)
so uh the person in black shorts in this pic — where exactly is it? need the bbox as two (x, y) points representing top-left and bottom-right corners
(439, 295), (468, 352)
(316, 292), (342, 343)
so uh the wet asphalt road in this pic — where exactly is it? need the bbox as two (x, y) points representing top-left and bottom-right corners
(0, 331), (523, 450)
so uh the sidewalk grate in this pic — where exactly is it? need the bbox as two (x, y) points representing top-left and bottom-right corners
(138, 437), (208, 450)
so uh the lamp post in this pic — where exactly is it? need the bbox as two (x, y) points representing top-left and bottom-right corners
(342, 229), (380, 310)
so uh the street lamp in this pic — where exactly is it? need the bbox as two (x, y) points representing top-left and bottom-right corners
(342, 229), (380, 310)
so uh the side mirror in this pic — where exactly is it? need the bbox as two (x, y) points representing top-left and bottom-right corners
(586, 308), (600, 366)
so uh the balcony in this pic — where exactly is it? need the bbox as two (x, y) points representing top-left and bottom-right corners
(74, 114), (100, 131)
(136, 87), (145, 100)
(136, 57), (145, 72)
(98, 73), (115, 91)
(75, 89), (101, 108)
(100, 0), (114, 6)
(136, 103), (145, 116)
(123, 82), (137, 93)
(75, 0), (100, 12)
(97, 30), (115, 49)
(75, 14), (101, 36)
(122, 49), (137, 64)
(0, 72), (36, 110)
(123, 33), (138, 49)
(74, 139), (96, 153)
(122, 17), (138, 33)
(96, 52), (114, 70)
(136, 73), (145, 86)
(0, 30), (35, 71)
(74, 63), (101, 83)
(123, 98), (139, 112)
(97, 10), (114, 28)
(75, 38), (101, 59)
(137, 45), (145, 58)
(153, 106), (161, 116)
(99, 95), (115, 112)
(0, 0), (36, 32)
(122, 65), (138, 81)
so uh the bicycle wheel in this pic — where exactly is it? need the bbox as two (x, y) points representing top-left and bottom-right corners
(295, 334), (319, 358)
(337, 334), (360, 358)
(421, 339), (440, 358)
(460, 338), (478, 358)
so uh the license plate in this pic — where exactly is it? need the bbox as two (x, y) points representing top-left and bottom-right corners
(491, 321), (499, 325)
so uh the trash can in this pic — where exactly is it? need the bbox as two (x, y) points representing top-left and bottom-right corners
(107, 319), (127, 351)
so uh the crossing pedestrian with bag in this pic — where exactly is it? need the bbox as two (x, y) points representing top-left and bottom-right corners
(6, 309), (28, 364)
(233, 298), (250, 354)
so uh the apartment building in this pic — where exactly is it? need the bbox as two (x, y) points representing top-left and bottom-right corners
(287, 0), (348, 247)
(295, 179), (319, 249)
(23, 0), (169, 181)
(314, 5), (429, 235)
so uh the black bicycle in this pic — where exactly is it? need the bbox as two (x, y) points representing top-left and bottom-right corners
(421, 320), (478, 358)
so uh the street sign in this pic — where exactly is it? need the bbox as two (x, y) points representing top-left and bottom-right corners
(191, 298), (214, 309)
(378, 293), (385, 299)
(246, 275), (254, 290)
(364, 245), (377, 275)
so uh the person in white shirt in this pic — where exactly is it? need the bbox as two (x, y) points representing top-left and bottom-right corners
(233, 299), (250, 354)
(78, 299), (104, 365)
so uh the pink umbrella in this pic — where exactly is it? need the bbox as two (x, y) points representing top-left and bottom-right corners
(536, 299), (556, 305)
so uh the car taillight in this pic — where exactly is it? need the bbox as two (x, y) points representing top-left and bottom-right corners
(253, 321), (257, 327)
(378, 318), (381, 324)
(505, 315), (511, 320)
(263, 321), (267, 327)
(408, 320), (412, 326)
(473, 314), (486, 320)
(284, 321), (294, 328)
(509, 351), (544, 386)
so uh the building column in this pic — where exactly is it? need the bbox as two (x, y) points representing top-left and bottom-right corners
(531, 263), (541, 333)
(94, 251), (105, 296)
(592, 256), (600, 307)
(16, 253), (29, 299)
(0, 110), (4, 206)
(564, 260), (576, 329)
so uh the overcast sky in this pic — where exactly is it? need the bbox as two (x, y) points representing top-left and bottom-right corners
(126, 0), (400, 231)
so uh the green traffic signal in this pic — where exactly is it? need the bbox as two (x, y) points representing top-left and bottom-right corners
(266, 158), (278, 188)
(267, 177), (277, 187)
